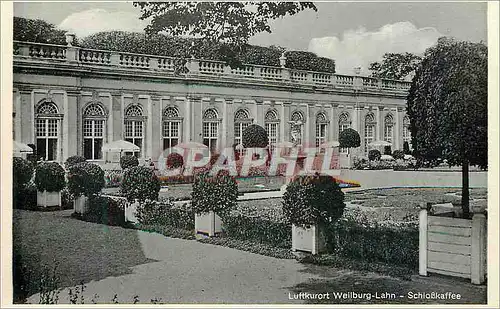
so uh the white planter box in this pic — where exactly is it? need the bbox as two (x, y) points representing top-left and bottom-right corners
(419, 204), (487, 285)
(37, 191), (61, 208)
(73, 195), (88, 214)
(125, 200), (139, 224)
(195, 211), (222, 237)
(292, 224), (326, 255)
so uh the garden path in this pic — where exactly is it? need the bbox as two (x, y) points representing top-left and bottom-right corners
(26, 226), (487, 304)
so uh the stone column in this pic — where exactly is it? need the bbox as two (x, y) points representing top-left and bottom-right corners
(185, 96), (191, 142)
(395, 107), (403, 150)
(377, 106), (384, 141)
(13, 89), (21, 141)
(65, 90), (80, 158)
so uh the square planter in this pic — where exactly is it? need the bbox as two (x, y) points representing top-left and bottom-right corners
(125, 200), (139, 224)
(73, 195), (88, 214)
(195, 211), (222, 237)
(419, 203), (487, 285)
(37, 191), (61, 208)
(292, 224), (326, 255)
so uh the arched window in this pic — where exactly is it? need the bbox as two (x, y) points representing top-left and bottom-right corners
(83, 103), (106, 160)
(203, 108), (219, 153)
(315, 112), (328, 148)
(364, 113), (376, 154)
(384, 114), (394, 145)
(338, 112), (351, 153)
(290, 111), (304, 144)
(403, 116), (411, 147)
(265, 109), (279, 147)
(124, 104), (144, 157)
(163, 106), (181, 152)
(234, 109), (251, 147)
(36, 101), (60, 161)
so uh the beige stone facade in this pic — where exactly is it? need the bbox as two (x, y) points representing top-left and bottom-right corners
(13, 41), (412, 165)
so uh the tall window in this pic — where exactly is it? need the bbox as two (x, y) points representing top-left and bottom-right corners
(124, 104), (144, 157)
(403, 116), (411, 147)
(338, 112), (350, 153)
(36, 101), (60, 161)
(364, 113), (376, 154)
(203, 108), (219, 153)
(290, 111), (304, 145)
(315, 112), (328, 149)
(234, 109), (251, 146)
(163, 106), (181, 153)
(384, 114), (394, 144)
(83, 103), (106, 160)
(265, 109), (279, 148)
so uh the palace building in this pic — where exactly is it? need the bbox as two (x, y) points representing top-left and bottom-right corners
(13, 40), (412, 167)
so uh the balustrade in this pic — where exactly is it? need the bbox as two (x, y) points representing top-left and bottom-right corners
(13, 41), (411, 95)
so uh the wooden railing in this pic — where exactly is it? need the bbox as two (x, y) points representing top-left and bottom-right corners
(13, 41), (412, 94)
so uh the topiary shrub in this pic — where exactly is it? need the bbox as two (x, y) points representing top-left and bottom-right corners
(191, 173), (238, 217)
(403, 141), (411, 155)
(166, 152), (184, 168)
(64, 155), (86, 170)
(392, 150), (405, 160)
(242, 124), (269, 148)
(368, 149), (381, 161)
(67, 162), (105, 197)
(120, 155), (139, 170)
(384, 146), (392, 155)
(282, 174), (345, 228)
(121, 166), (160, 202)
(13, 157), (34, 209)
(339, 128), (361, 149)
(35, 162), (66, 192)
(82, 195), (127, 227)
(13, 157), (34, 192)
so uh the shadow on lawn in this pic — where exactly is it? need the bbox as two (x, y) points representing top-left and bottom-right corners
(287, 263), (486, 305)
(13, 209), (157, 302)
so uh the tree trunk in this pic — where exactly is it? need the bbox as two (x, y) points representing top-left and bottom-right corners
(462, 159), (470, 219)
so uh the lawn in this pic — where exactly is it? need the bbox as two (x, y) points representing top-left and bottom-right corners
(13, 210), (155, 303)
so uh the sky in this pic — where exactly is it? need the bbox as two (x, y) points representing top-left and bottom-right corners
(13, 1), (488, 75)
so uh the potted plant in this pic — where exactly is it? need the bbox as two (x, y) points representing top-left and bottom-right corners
(35, 162), (66, 208)
(67, 162), (105, 214)
(339, 128), (361, 168)
(191, 172), (238, 237)
(120, 155), (139, 170)
(13, 157), (34, 209)
(121, 166), (160, 223)
(282, 173), (345, 254)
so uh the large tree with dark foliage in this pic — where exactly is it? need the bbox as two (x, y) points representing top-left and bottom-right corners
(369, 52), (421, 80)
(133, 2), (317, 66)
(13, 17), (69, 45)
(407, 37), (487, 218)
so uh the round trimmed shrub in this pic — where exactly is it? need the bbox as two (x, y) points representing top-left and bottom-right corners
(339, 128), (361, 149)
(121, 166), (160, 202)
(64, 155), (86, 170)
(191, 173), (238, 217)
(392, 150), (405, 160)
(368, 149), (382, 161)
(35, 162), (66, 192)
(120, 155), (139, 170)
(242, 124), (269, 148)
(13, 157), (34, 191)
(166, 152), (184, 168)
(282, 174), (345, 227)
(67, 162), (105, 197)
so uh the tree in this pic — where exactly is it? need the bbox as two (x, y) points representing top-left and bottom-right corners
(407, 37), (487, 218)
(13, 17), (69, 45)
(242, 124), (269, 148)
(339, 128), (361, 150)
(133, 2), (317, 66)
(369, 52), (421, 80)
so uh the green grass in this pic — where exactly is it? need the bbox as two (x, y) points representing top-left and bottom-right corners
(13, 210), (155, 302)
